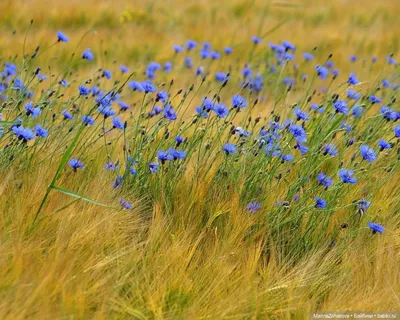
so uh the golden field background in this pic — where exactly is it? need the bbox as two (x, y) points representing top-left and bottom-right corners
(0, 0), (399, 319)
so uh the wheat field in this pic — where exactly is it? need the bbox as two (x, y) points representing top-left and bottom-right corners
(0, 0), (399, 319)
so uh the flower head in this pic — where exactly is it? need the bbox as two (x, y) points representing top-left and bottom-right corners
(57, 31), (68, 43)
(338, 169), (357, 184)
(120, 199), (132, 210)
(34, 124), (48, 137)
(360, 145), (377, 163)
(315, 197), (326, 209)
(69, 158), (84, 171)
(82, 48), (94, 61)
(232, 95), (247, 109)
(247, 201), (261, 213)
(223, 143), (237, 155)
(368, 222), (384, 234)
(317, 173), (332, 188)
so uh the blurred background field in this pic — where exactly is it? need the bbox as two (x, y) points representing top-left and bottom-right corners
(0, 0), (399, 319)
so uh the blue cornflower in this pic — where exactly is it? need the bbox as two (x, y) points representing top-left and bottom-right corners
(57, 31), (69, 42)
(128, 81), (144, 92)
(176, 136), (185, 146)
(386, 56), (396, 65)
(331, 69), (340, 77)
(215, 72), (228, 83)
(242, 65), (252, 79)
(158, 150), (173, 163)
(357, 198), (371, 214)
(200, 48), (209, 59)
(98, 106), (116, 118)
(317, 173), (333, 188)
(156, 91), (168, 103)
(213, 103), (229, 118)
(173, 45), (183, 53)
(69, 158), (84, 171)
(62, 109), (73, 120)
(349, 55), (357, 62)
(382, 79), (391, 88)
(224, 47), (232, 55)
(315, 197), (326, 209)
(164, 62), (173, 73)
(12, 125), (35, 142)
(302, 52), (314, 61)
(119, 65), (129, 73)
(296, 143), (308, 155)
(5, 62), (17, 76)
(338, 169), (357, 184)
(378, 139), (392, 150)
(360, 145), (377, 163)
(149, 105), (163, 117)
(247, 201), (261, 213)
(395, 125), (400, 138)
(118, 100), (130, 111)
(113, 175), (123, 189)
(195, 106), (209, 118)
(235, 127), (251, 138)
(186, 40), (197, 50)
(269, 43), (285, 53)
(289, 124), (307, 143)
(184, 57), (193, 68)
(293, 108), (309, 121)
(251, 74), (264, 92)
(283, 77), (295, 87)
(232, 95), (247, 109)
(323, 143), (338, 156)
(102, 70), (112, 80)
(78, 85), (90, 96)
(316, 65), (329, 80)
(196, 66), (204, 76)
(311, 103), (325, 113)
(369, 95), (382, 104)
(351, 105), (364, 118)
(283, 52), (294, 61)
(333, 100), (348, 114)
(202, 98), (214, 111)
(164, 105), (177, 121)
(281, 154), (294, 162)
(141, 80), (157, 93)
(129, 167), (137, 176)
(24, 102), (41, 118)
(169, 149), (186, 160)
(82, 48), (94, 60)
(91, 86), (101, 96)
(325, 61), (334, 68)
(223, 143), (237, 155)
(368, 222), (384, 234)
(104, 161), (119, 171)
(120, 199), (132, 210)
(60, 79), (68, 87)
(149, 162), (159, 173)
(372, 56), (378, 63)
(112, 117), (124, 130)
(348, 72), (359, 85)
(37, 73), (48, 81)
(211, 51), (221, 60)
(347, 89), (361, 100)
(34, 124), (48, 138)
(252, 36), (262, 44)
(82, 115), (95, 126)
(282, 40), (296, 51)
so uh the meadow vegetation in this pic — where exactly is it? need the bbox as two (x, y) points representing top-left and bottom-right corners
(0, 0), (399, 318)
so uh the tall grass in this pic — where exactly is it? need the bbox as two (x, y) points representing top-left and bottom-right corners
(0, 0), (399, 318)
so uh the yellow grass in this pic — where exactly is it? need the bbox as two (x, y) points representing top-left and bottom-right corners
(0, 0), (399, 319)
